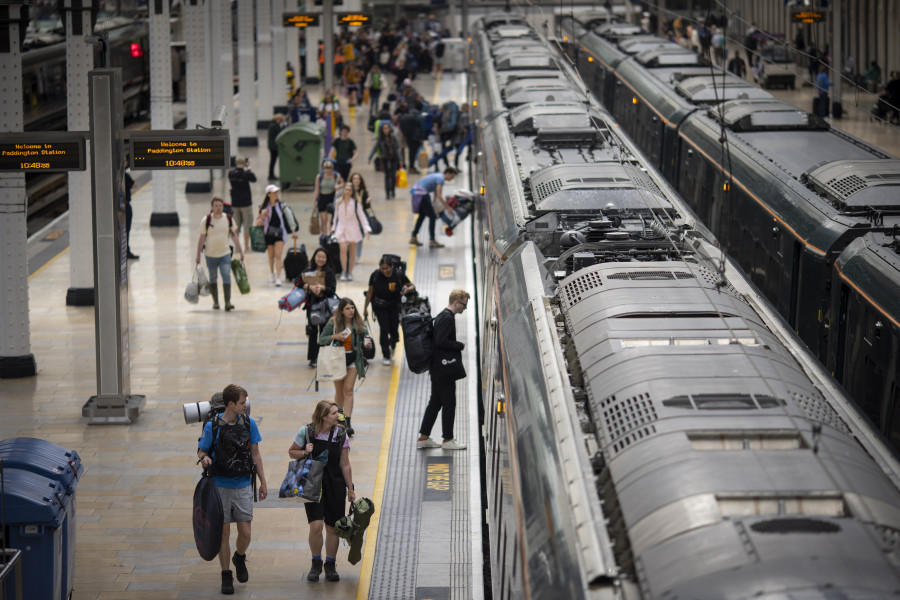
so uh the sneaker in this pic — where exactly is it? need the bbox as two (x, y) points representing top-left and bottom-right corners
(429, 240), (445, 248)
(275, 278), (282, 287)
(307, 558), (323, 582)
(441, 439), (467, 450)
(221, 570), (235, 595)
(444, 226), (454, 237)
(232, 551), (248, 583)
(417, 438), (441, 449)
(309, 360), (317, 368)
(269, 273), (276, 284)
(347, 273), (353, 281)
(323, 561), (340, 582)
(409, 235), (422, 246)
(382, 357), (391, 365)
(339, 273), (347, 281)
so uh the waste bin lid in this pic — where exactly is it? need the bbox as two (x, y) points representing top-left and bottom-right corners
(0, 438), (83, 492)
(0, 469), (68, 525)
(276, 121), (325, 143)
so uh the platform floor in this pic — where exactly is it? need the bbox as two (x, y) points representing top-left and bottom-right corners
(3, 71), (481, 600)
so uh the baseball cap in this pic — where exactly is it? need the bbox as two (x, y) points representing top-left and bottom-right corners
(265, 184), (280, 194)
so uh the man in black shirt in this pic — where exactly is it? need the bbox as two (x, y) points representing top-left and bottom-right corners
(228, 157), (257, 252)
(363, 257), (415, 364)
(417, 289), (469, 451)
(329, 125), (358, 182)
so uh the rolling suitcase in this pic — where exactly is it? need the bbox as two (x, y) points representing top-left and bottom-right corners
(319, 234), (343, 275)
(283, 241), (308, 283)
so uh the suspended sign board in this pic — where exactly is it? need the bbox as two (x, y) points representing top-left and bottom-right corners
(337, 12), (370, 27)
(0, 132), (86, 172)
(791, 9), (826, 24)
(283, 13), (320, 27)
(129, 130), (230, 170)
(313, 0), (343, 5)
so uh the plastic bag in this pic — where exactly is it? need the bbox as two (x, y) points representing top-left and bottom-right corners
(185, 267), (201, 303)
(196, 265), (211, 296)
(249, 225), (266, 252)
(396, 169), (408, 189)
(193, 471), (224, 560)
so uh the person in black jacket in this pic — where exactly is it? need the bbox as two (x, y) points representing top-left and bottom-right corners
(228, 157), (257, 252)
(303, 248), (338, 367)
(267, 114), (285, 181)
(417, 289), (470, 450)
(363, 256), (415, 365)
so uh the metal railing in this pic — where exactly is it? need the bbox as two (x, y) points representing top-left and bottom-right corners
(0, 549), (23, 600)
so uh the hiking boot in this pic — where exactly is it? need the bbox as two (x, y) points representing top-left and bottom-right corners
(409, 235), (422, 246)
(324, 561), (340, 582)
(232, 551), (248, 583)
(224, 284), (234, 312)
(210, 283), (220, 310)
(221, 570), (234, 595)
(307, 558), (323, 582)
(346, 417), (354, 437)
(429, 240), (445, 248)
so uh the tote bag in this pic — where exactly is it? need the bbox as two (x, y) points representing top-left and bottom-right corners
(278, 456), (325, 503)
(316, 345), (347, 382)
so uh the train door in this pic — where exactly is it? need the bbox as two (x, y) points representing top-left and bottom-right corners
(888, 384), (900, 451)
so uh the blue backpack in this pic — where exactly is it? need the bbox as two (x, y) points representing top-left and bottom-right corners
(440, 101), (459, 134)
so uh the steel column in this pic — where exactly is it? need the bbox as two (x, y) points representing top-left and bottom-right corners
(149, 0), (178, 225)
(237, 0), (257, 146)
(0, 2), (36, 378)
(63, 0), (98, 305)
(256, 0), (274, 128)
(271, 0), (287, 109)
(185, 0), (211, 193)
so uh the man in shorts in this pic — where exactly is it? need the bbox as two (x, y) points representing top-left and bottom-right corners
(228, 157), (257, 252)
(197, 384), (268, 595)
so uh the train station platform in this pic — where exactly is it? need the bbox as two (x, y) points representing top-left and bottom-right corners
(3, 72), (482, 600)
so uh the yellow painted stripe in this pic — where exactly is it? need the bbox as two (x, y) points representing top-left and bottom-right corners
(356, 244), (417, 600)
(28, 247), (69, 281)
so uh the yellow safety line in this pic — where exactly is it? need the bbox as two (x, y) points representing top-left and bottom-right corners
(28, 247), (69, 281)
(356, 245), (417, 600)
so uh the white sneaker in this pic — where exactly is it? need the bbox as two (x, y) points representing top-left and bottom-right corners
(347, 272), (353, 281)
(416, 438), (441, 449)
(275, 278), (282, 287)
(269, 273), (276, 284)
(441, 439), (467, 450)
(339, 273), (347, 281)
(382, 358), (391, 365)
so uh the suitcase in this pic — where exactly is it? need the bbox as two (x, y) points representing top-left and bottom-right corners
(319, 234), (343, 274)
(401, 312), (433, 374)
(283, 241), (308, 283)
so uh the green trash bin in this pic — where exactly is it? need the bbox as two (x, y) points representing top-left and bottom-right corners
(276, 122), (324, 190)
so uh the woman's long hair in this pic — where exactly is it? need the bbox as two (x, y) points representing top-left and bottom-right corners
(311, 400), (338, 435)
(333, 297), (365, 334)
(309, 247), (334, 273)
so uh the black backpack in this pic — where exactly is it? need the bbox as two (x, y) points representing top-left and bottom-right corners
(208, 415), (255, 478)
(402, 312), (434, 374)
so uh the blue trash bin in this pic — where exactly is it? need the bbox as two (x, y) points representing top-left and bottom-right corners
(0, 439), (82, 600)
(1, 468), (69, 600)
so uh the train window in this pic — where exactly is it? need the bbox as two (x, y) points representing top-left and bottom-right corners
(716, 495), (845, 517)
(688, 431), (806, 450)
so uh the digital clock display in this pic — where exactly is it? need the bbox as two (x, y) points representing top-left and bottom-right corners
(130, 131), (230, 170)
(0, 135), (86, 172)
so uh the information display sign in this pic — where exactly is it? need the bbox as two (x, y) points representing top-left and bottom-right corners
(283, 13), (320, 27)
(791, 9), (826, 24)
(337, 12), (369, 27)
(129, 130), (230, 170)
(0, 132), (86, 172)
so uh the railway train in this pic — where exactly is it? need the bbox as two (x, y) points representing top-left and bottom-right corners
(557, 18), (900, 450)
(470, 13), (900, 600)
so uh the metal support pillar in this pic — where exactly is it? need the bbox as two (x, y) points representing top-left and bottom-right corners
(256, 0), (275, 129)
(285, 2), (300, 99)
(832, 0), (843, 118)
(210, 0), (234, 171)
(149, 0), (178, 225)
(237, 0), (257, 146)
(63, 0), (98, 306)
(185, 0), (211, 193)
(323, 0), (334, 93)
(0, 2), (36, 378)
(305, 23), (320, 84)
(82, 69), (145, 423)
(271, 0), (287, 110)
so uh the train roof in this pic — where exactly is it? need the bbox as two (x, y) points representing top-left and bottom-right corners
(675, 75), (771, 103)
(709, 98), (828, 131)
(834, 232), (900, 330)
(802, 159), (900, 209)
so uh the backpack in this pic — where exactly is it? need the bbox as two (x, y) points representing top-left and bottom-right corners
(207, 415), (255, 478)
(399, 111), (420, 141)
(205, 212), (233, 233)
(440, 101), (459, 134)
(371, 72), (382, 89)
(434, 41), (445, 58)
(401, 311), (434, 374)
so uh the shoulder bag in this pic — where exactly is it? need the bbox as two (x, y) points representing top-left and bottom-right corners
(277, 426), (326, 503)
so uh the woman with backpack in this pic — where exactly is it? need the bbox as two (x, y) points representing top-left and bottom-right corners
(331, 182), (371, 281)
(363, 256), (415, 365)
(318, 298), (371, 436)
(349, 173), (372, 261)
(257, 185), (298, 287)
(289, 400), (355, 583)
(302, 248), (338, 368)
(312, 160), (343, 237)
(368, 122), (401, 199)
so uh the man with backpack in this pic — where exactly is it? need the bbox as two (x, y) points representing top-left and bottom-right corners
(399, 102), (424, 174)
(197, 384), (267, 595)
(195, 197), (245, 311)
(417, 289), (470, 451)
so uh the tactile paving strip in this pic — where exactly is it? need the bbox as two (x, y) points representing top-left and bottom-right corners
(369, 246), (473, 600)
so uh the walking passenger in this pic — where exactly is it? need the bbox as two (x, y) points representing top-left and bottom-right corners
(302, 248), (338, 368)
(266, 114), (285, 181)
(312, 160), (343, 236)
(329, 124), (358, 182)
(195, 197), (245, 311)
(319, 298), (371, 437)
(363, 256), (415, 365)
(417, 289), (469, 451)
(409, 167), (458, 248)
(197, 384), (268, 595)
(228, 157), (257, 252)
(349, 173), (372, 261)
(289, 400), (355, 582)
(331, 182), (371, 281)
(258, 185), (299, 287)
(369, 122), (401, 199)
